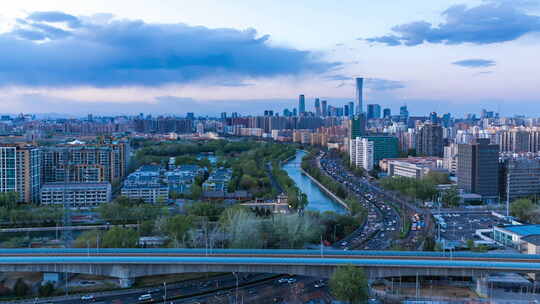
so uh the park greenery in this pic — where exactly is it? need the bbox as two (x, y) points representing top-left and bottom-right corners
(511, 198), (540, 224)
(132, 139), (298, 200)
(0, 192), (63, 228)
(330, 265), (369, 304)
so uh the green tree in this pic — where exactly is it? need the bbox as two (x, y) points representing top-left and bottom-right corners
(38, 282), (55, 297)
(73, 230), (101, 248)
(165, 215), (195, 246)
(441, 186), (460, 207)
(511, 198), (537, 222)
(102, 227), (139, 248)
(329, 265), (369, 304)
(13, 278), (29, 297)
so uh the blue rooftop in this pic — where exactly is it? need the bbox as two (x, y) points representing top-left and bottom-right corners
(501, 224), (540, 237)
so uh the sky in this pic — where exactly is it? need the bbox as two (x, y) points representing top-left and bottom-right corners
(0, 0), (540, 117)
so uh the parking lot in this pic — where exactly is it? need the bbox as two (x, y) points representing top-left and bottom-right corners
(434, 212), (509, 243)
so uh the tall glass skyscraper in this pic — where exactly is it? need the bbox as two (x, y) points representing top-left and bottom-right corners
(348, 102), (354, 117)
(321, 100), (327, 117)
(298, 94), (305, 115)
(314, 98), (321, 116)
(355, 77), (364, 114)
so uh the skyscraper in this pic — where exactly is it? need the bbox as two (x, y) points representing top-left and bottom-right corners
(349, 115), (366, 139)
(457, 138), (499, 198)
(298, 94), (305, 115)
(416, 123), (444, 157)
(355, 77), (364, 114)
(344, 105), (349, 117)
(367, 104), (381, 119)
(348, 102), (355, 117)
(399, 105), (409, 123)
(315, 98), (321, 116)
(383, 108), (391, 119)
(321, 100), (327, 117)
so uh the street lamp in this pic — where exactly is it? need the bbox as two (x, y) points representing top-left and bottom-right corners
(163, 281), (167, 302)
(232, 272), (239, 304)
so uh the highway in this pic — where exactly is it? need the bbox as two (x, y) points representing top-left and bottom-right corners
(1, 248), (540, 263)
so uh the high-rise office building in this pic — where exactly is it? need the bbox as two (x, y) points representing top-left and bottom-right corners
(315, 98), (321, 116)
(367, 104), (381, 119)
(348, 102), (355, 117)
(344, 105), (350, 117)
(383, 108), (391, 119)
(0, 144), (41, 203)
(416, 123), (444, 157)
(500, 158), (540, 201)
(298, 94), (305, 115)
(220, 112), (227, 120)
(349, 114), (366, 139)
(399, 105), (409, 124)
(429, 112), (439, 123)
(457, 138), (499, 198)
(321, 100), (327, 117)
(355, 77), (364, 114)
(361, 135), (399, 164)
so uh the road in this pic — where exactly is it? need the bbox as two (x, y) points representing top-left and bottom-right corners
(319, 152), (433, 250)
(8, 273), (281, 304)
(317, 153), (401, 250)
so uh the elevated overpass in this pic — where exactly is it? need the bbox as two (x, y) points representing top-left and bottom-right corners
(1, 249), (539, 287)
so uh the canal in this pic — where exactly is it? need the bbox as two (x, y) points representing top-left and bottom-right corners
(282, 150), (347, 214)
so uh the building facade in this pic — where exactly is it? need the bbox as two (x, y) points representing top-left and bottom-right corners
(416, 123), (444, 157)
(349, 137), (374, 171)
(500, 158), (540, 201)
(457, 138), (500, 198)
(40, 182), (111, 208)
(0, 144), (41, 203)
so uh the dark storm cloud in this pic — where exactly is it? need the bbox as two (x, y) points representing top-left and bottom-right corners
(364, 1), (540, 46)
(452, 59), (496, 68)
(0, 12), (339, 87)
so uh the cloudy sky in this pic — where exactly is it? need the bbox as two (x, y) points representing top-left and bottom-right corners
(0, 0), (539, 116)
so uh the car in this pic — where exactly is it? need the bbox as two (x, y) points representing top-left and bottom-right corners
(81, 295), (96, 301)
(314, 280), (326, 288)
(146, 288), (160, 294)
(287, 278), (297, 284)
(138, 294), (153, 302)
(277, 278), (289, 284)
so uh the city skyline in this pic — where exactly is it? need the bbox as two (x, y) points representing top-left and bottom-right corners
(0, 1), (539, 116)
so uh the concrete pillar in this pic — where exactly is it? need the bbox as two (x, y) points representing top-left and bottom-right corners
(119, 278), (134, 288)
(475, 276), (489, 298)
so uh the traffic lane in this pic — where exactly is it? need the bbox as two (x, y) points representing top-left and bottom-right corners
(47, 273), (272, 304)
(172, 276), (328, 304)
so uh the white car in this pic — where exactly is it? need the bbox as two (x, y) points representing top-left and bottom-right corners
(81, 295), (96, 301)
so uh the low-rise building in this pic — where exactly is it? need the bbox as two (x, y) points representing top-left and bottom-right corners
(522, 235), (540, 254)
(202, 168), (232, 192)
(493, 224), (540, 249)
(121, 165), (169, 203)
(386, 157), (446, 179)
(40, 182), (111, 208)
(166, 165), (205, 195)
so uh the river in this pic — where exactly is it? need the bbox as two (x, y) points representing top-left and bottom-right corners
(282, 150), (347, 214)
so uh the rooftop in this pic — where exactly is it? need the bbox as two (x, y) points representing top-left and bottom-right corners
(42, 182), (111, 189)
(498, 224), (540, 237)
(522, 234), (540, 246)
